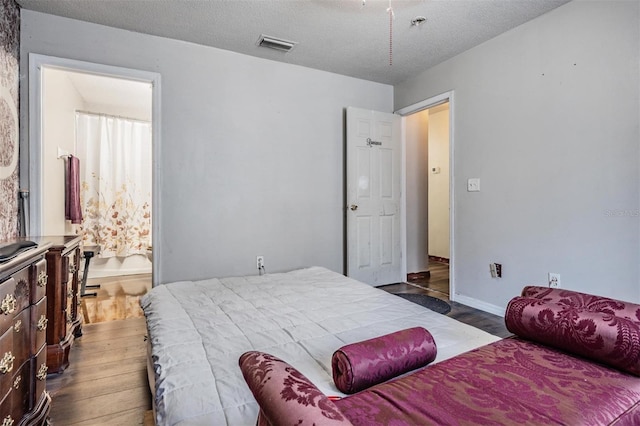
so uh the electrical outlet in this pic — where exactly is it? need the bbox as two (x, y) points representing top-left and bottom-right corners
(490, 263), (502, 278)
(256, 256), (264, 270)
(548, 272), (561, 288)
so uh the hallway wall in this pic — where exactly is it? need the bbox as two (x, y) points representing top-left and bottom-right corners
(427, 104), (450, 259)
(405, 110), (430, 273)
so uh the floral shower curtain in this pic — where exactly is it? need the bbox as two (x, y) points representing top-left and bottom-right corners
(76, 112), (152, 258)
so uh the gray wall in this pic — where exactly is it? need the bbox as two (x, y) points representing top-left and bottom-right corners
(20, 10), (393, 283)
(396, 0), (640, 310)
(427, 105), (450, 260)
(405, 110), (430, 274)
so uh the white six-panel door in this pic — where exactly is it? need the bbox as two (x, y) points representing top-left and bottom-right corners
(346, 107), (402, 286)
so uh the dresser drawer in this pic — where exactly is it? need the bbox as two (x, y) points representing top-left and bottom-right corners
(11, 308), (30, 369)
(31, 298), (47, 356)
(68, 251), (78, 283)
(10, 359), (29, 419)
(0, 360), (30, 425)
(66, 287), (74, 316)
(0, 326), (14, 400)
(0, 267), (31, 332)
(30, 259), (47, 304)
(66, 291), (72, 337)
(0, 386), (14, 426)
(0, 278), (17, 333)
(10, 267), (31, 317)
(33, 344), (48, 406)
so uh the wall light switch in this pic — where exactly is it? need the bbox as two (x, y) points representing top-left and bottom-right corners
(467, 178), (480, 192)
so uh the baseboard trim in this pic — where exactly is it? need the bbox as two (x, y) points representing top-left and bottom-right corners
(88, 267), (152, 279)
(407, 271), (430, 281)
(452, 294), (505, 317)
(429, 255), (449, 264)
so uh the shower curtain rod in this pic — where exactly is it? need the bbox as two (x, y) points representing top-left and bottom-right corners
(75, 110), (151, 124)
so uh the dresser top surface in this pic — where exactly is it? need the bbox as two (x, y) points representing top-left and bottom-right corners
(30, 235), (82, 248)
(0, 239), (52, 278)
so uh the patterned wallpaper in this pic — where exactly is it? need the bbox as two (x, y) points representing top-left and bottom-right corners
(0, 0), (19, 242)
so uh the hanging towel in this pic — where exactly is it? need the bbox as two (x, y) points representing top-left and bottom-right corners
(65, 155), (83, 224)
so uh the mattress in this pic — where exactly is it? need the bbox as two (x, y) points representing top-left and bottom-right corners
(141, 266), (501, 425)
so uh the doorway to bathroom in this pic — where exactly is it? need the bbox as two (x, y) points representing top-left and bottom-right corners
(40, 67), (153, 279)
(29, 55), (160, 322)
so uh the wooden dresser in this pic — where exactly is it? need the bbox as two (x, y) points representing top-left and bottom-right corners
(38, 236), (83, 375)
(0, 240), (52, 425)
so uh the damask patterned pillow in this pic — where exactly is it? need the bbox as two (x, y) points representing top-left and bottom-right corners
(332, 327), (437, 394)
(239, 351), (354, 426)
(506, 295), (640, 376)
(522, 286), (640, 324)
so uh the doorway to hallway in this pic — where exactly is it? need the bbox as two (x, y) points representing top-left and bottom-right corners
(401, 97), (451, 297)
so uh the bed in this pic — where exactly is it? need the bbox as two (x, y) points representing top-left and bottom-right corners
(241, 286), (640, 425)
(141, 266), (501, 425)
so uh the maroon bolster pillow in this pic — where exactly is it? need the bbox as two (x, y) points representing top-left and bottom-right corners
(506, 296), (640, 376)
(331, 327), (437, 394)
(521, 286), (640, 324)
(239, 351), (354, 426)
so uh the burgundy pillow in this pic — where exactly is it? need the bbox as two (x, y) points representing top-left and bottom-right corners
(239, 351), (353, 426)
(332, 327), (437, 394)
(506, 296), (640, 376)
(521, 286), (640, 324)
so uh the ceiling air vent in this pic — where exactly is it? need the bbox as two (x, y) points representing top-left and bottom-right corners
(257, 34), (297, 53)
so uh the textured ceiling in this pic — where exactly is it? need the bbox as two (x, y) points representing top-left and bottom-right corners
(17, 0), (571, 85)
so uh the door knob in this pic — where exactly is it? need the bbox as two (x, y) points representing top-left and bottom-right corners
(349, 204), (358, 211)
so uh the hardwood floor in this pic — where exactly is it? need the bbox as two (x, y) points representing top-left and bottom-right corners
(47, 275), (153, 425)
(46, 264), (509, 424)
(380, 261), (512, 338)
(46, 318), (151, 425)
(81, 274), (151, 323)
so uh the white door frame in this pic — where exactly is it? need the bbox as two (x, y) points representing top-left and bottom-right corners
(28, 53), (163, 285)
(395, 91), (455, 301)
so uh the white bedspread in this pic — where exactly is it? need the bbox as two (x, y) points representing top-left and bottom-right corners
(141, 266), (501, 426)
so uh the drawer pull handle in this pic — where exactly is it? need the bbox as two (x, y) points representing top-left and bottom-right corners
(37, 271), (48, 287)
(37, 315), (48, 331)
(13, 319), (21, 333)
(0, 352), (15, 374)
(13, 375), (21, 389)
(2, 415), (14, 426)
(36, 363), (48, 381)
(68, 289), (75, 298)
(69, 264), (76, 274)
(0, 294), (16, 315)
